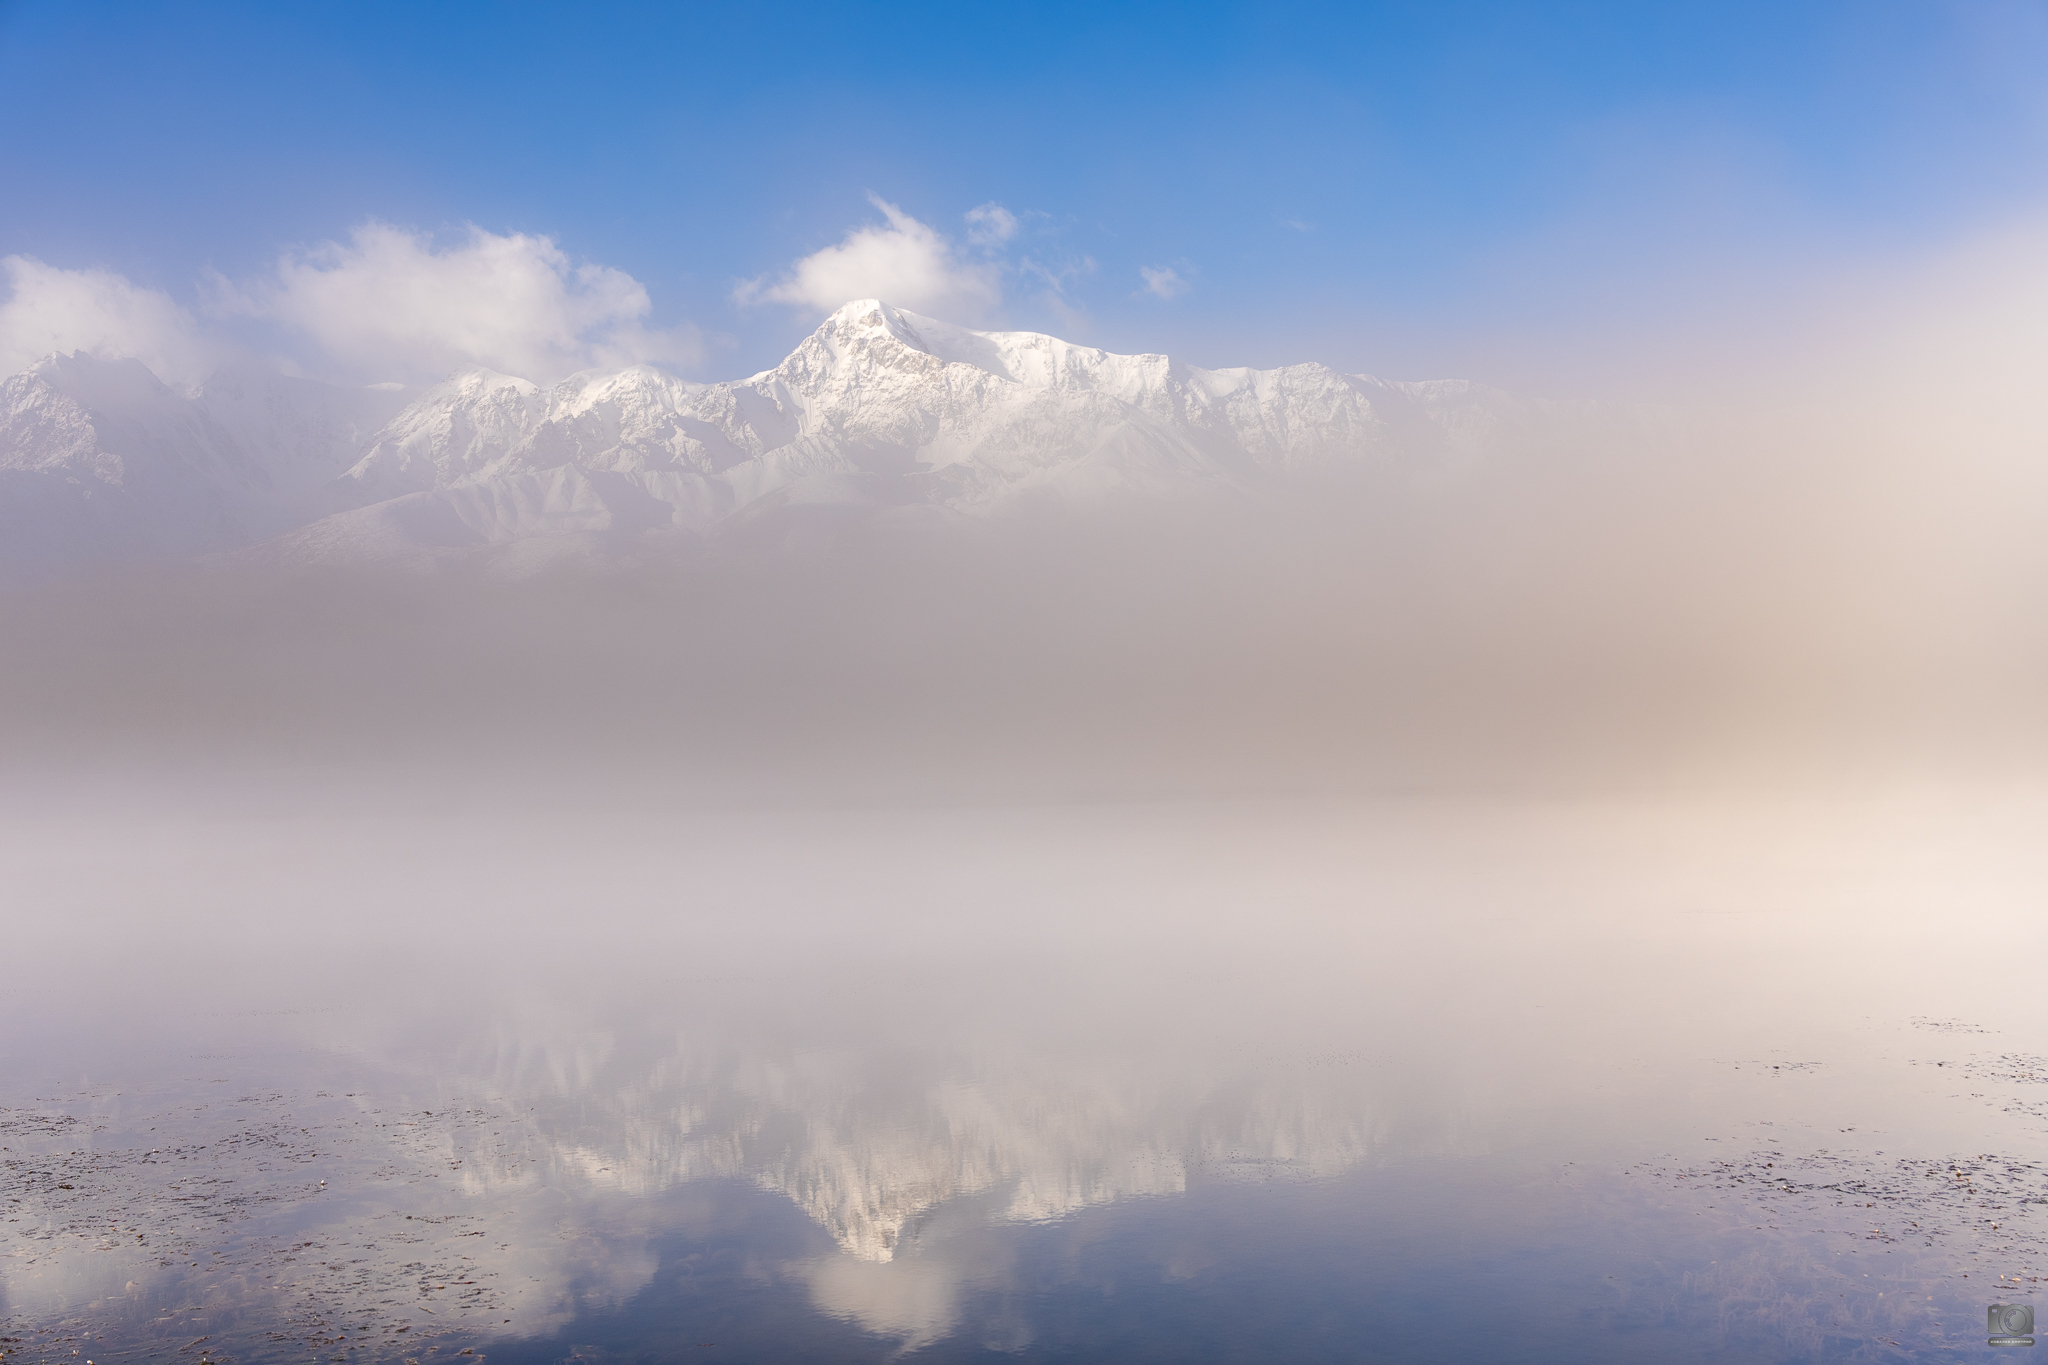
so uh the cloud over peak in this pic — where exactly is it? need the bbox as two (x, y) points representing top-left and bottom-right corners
(738, 196), (1004, 322)
(0, 256), (218, 391)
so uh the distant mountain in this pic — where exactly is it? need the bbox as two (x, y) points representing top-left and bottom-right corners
(0, 354), (407, 581)
(0, 301), (1530, 580)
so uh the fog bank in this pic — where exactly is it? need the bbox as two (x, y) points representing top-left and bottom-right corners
(2, 446), (2040, 801)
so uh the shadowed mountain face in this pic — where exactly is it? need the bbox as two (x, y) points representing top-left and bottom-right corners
(0, 356), (240, 568)
(0, 302), (1526, 580)
(0, 354), (409, 582)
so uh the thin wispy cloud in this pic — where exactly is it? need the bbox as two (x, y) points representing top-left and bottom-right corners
(964, 203), (1019, 250)
(1019, 252), (1095, 297)
(1139, 265), (1190, 300)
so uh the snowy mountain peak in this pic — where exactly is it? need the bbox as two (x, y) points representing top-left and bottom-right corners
(816, 298), (930, 349)
(1, 311), (1533, 579)
(791, 299), (1166, 395)
(26, 350), (183, 408)
(434, 367), (542, 400)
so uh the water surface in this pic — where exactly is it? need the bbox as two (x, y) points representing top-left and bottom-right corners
(5, 788), (2044, 1362)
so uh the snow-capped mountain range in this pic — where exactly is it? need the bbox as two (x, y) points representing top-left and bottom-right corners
(0, 300), (1524, 580)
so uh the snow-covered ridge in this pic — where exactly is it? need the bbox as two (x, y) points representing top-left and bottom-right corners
(0, 300), (1525, 579)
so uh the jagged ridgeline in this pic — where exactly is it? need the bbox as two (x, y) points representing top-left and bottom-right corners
(0, 300), (1537, 581)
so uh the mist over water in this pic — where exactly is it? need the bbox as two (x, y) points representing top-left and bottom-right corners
(6, 786), (2047, 1360)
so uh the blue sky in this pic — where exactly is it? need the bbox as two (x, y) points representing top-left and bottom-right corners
(2, 0), (2045, 388)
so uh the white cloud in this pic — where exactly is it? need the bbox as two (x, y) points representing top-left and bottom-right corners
(964, 202), (1019, 249)
(738, 196), (1002, 322)
(217, 222), (702, 385)
(0, 255), (218, 390)
(1139, 266), (1190, 301)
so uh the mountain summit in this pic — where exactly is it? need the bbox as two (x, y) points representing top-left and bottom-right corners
(0, 302), (1523, 579)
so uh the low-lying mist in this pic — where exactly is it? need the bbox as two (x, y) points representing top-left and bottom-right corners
(4, 374), (2042, 803)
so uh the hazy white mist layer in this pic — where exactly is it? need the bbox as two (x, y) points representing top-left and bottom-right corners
(0, 459), (2041, 798)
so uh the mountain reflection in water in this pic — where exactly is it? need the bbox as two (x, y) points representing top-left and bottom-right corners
(3, 788), (2045, 1362)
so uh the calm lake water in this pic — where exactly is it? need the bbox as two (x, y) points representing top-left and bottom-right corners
(4, 787), (2045, 1362)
